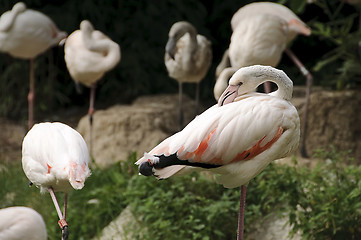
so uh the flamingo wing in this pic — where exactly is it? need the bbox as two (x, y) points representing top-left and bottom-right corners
(136, 94), (299, 179)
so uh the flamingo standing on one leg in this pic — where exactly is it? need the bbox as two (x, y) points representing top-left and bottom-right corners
(165, 21), (212, 130)
(64, 20), (121, 153)
(22, 122), (91, 240)
(0, 206), (47, 240)
(0, 2), (67, 129)
(137, 65), (300, 240)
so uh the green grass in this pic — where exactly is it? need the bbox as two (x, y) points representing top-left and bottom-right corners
(1, 150), (360, 239)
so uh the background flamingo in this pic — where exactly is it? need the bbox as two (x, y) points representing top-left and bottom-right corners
(64, 20), (121, 153)
(22, 122), (91, 240)
(0, 2), (67, 129)
(216, 2), (312, 157)
(165, 21), (212, 129)
(0, 206), (47, 240)
(137, 65), (300, 240)
(213, 67), (236, 101)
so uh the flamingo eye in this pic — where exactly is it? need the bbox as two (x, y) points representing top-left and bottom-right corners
(238, 82), (243, 86)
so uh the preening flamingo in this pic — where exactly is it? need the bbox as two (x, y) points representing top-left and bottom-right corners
(216, 2), (312, 156)
(165, 21), (212, 129)
(0, 206), (47, 240)
(0, 2), (67, 129)
(22, 122), (91, 240)
(64, 20), (121, 153)
(137, 65), (300, 240)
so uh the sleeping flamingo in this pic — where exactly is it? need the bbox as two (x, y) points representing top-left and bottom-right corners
(64, 20), (121, 153)
(0, 2), (67, 129)
(165, 21), (212, 129)
(0, 206), (47, 240)
(137, 65), (300, 240)
(22, 122), (91, 240)
(216, 2), (311, 156)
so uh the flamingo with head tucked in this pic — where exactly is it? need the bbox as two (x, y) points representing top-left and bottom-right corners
(0, 2), (67, 129)
(64, 20), (121, 152)
(165, 21), (212, 129)
(22, 122), (91, 240)
(137, 65), (300, 240)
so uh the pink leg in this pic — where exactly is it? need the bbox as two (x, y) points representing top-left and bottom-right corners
(63, 193), (68, 220)
(49, 188), (69, 240)
(28, 59), (35, 129)
(263, 81), (271, 93)
(237, 185), (247, 240)
(284, 48), (313, 158)
(88, 83), (96, 154)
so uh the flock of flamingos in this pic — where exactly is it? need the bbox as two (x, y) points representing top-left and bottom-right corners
(0, 1), (313, 240)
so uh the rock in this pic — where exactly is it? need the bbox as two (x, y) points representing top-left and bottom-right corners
(0, 118), (26, 163)
(302, 90), (361, 161)
(247, 212), (301, 240)
(92, 206), (140, 240)
(77, 94), (199, 168)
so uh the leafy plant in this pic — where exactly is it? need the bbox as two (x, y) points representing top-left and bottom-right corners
(1, 148), (360, 239)
(307, 0), (361, 89)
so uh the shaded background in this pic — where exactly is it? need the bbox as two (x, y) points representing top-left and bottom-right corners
(0, 0), (360, 123)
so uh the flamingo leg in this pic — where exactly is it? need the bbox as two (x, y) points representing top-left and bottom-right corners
(178, 81), (184, 131)
(263, 81), (272, 93)
(48, 187), (69, 240)
(88, 83), (96, 154)
(28, 58), (35, 129)
(284, 48), (313, 158)
(237, 185), (247, 240)
(195, 82), (200, 116)
(63, 193), (68, 220)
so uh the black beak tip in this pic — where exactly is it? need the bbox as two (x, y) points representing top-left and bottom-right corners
(139, 161), (154, 176)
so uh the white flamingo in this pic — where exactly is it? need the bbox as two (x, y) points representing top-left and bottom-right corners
(137, 65), (300, 240)
(0, 2), (67, 129)
(165, 21), (212, 129)
(64, 20), (121, 153)
(22, 122), (91, 240)
(0, 206), (47, 240)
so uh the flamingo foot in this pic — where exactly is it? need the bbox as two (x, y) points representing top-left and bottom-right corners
(58, 219), (69, 240)
(62, 225), (69, 240)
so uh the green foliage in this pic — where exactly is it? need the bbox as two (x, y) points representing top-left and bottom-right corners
(1, 149), (361, 239)
(307, 0), (361, 89)
(287, 149), (361, 239)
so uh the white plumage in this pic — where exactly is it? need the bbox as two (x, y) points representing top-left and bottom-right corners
(165, 21), (212, 128)
(22, 122), (90, 192)
(64, 20), (121, 153)
(138, 65), (299, 188)
(0, 2), (66, 59)
(165, 21), (212, 84)
(0, 207), (47, 240)
(0, 2), (67, 129)
(22, 122), (90, 239)
(216, 2), (311, 95)
(64, 20), (121, 88)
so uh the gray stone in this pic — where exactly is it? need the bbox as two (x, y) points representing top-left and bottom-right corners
(77, 94), (199, 168)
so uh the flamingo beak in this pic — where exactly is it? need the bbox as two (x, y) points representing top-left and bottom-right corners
(218, 85), (240, 107)
(165, 37), (176, 59)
